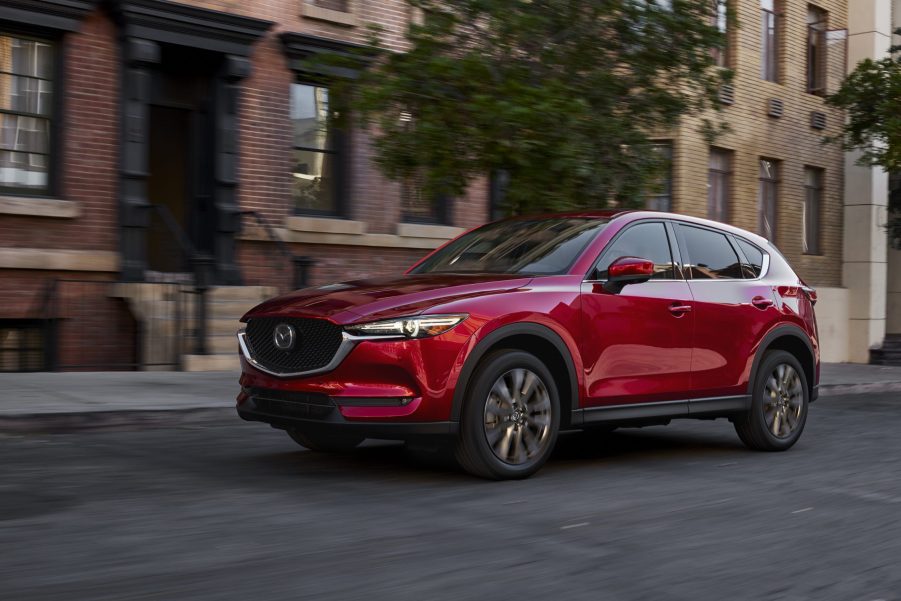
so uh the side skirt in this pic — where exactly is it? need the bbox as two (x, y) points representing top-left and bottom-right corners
(572, 395), (750, 426)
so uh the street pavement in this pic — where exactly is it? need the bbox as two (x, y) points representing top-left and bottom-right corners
(2, 391), (900, 600)
(3, 362), (901, 432)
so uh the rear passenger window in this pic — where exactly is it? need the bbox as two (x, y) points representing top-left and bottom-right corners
(596, 222), (674, 280)
(736, 238), (765, 278)
(679, 225), (743, 279)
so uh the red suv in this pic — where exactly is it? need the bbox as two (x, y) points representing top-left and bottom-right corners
(237, 211), (819, 479)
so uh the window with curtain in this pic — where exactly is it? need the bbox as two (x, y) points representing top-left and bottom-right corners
(707, 147), (732, 223)
(711, 0), (729, 67)
(803, 167), (823, 254)
(291, 82), (343, 215)
(806, 5), (827, 95)
(0, 33), (54, 194)
(760, 0), (780, 82)
(758, 158), (779, 242)
(645, 142), (672, 212)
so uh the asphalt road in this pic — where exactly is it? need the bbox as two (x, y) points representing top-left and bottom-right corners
(2, 393), (900, 601)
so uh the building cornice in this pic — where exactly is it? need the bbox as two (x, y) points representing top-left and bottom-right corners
(109, 0), (273, 56)
(0, 0), (96, 32)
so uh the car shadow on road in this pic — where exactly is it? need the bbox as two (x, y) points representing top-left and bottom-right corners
(237, 423), (746, 484)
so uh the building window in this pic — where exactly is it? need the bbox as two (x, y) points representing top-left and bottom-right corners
(0, 33), (54, 195)
(760, 0), (780, 82)
(401, 172), (450, 224)
(807, 5), (827, 95)
(291, 82), (344, 215)
(314, 0), (349, 11)
(707, 147), (732, 223)
(711, 0), (729, 68)
(0, 320), (47, 372)
(803, 166), (823, 254)
(758, 158), (779, 242)
(646, 142), (672, 212)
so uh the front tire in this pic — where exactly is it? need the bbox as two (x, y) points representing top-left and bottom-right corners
(287, 429), (364, 452)
(734, 350), (809, 452)
(455, 350), (561, 479)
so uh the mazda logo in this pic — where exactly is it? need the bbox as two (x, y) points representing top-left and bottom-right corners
(273, 323), (296, 351)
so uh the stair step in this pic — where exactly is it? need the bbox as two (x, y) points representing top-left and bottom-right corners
(208, 299), (261, 320)
(183, 354), (240, 372)
(205, 335), (240, 354)
(208, 286), (276, 302)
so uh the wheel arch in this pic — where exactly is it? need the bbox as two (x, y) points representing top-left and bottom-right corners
(451, 322), (580, 427)
(748, 325), (817, 400)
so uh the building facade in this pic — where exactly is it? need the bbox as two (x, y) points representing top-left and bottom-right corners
(0, 0), (898, 370)
(0, 0), (488, 370)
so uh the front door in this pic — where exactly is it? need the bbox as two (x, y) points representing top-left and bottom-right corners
(580, 221), (694, 407)
(144, 45), (219, 277)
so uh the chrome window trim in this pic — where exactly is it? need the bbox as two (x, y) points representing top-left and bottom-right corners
(237, 328), (400, 379)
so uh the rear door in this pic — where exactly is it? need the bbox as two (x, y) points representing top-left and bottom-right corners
(675, 223), (780, 400)
(580, 220), (694, 407)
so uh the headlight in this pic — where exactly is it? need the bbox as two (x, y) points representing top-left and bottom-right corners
(344, 314), (468, 339)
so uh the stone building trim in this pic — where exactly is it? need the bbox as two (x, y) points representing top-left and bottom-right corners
(0, 248), (119, 271)
(301, 1), (359, 28)
(0, 196), (80, 219)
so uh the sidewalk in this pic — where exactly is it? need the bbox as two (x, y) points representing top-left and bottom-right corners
(2, 363), (900, 433)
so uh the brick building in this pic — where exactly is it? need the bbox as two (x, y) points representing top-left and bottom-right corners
(0, 0), (898, 370)
(0, 0), (488, 370)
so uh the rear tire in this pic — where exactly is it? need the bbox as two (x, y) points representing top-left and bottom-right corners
(734, 350), (808, 452)
(455, 350), (560, 479)
(287, 429), (364, 452)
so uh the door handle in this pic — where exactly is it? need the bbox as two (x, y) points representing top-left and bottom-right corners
(751, 296), (774, 309)
(668, 303), (692, 316)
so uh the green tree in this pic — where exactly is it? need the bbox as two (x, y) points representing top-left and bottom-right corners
(324, 0), (730, 215)
(827, 29), (901, 244)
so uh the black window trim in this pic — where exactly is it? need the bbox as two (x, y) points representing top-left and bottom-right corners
(584, 218), (682, 283)
(0, 27), (64, 198)
(731, 234), (771, 281)
(672, 221), (754, 282)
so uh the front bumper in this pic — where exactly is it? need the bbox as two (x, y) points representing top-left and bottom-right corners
(237, 387), (458, 439)
(237, 317), (479, 427)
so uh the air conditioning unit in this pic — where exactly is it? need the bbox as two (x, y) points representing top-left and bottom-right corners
(719, 84), (735, 105)
(768, 98), (784, 118)
(810, 111), (827, 130)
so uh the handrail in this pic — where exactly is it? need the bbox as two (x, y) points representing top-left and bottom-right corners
(240, 210), (314, 290)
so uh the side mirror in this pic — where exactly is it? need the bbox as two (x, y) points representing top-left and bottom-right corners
(603, 256), (655, 293)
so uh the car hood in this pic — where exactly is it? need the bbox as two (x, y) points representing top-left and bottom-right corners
(243, 273), (533, 323)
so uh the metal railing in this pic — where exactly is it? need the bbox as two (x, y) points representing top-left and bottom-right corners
(240, 210), (314, 293)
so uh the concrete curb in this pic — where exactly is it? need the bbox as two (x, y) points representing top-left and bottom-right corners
(0, 407), (233, 434)
(817, 382), (901, 398)
(2, 382), (899, 434)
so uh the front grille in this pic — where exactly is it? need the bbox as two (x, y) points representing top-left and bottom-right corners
(245, 317), (344, 374)
(249, 388), (336, 419)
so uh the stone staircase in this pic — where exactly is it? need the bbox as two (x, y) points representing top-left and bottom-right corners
(182, 286), (277, 371)
(113, 283), (276, 372)
(870, 334), (901, 366)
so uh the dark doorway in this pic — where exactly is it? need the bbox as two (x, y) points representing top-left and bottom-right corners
(145, 45), (220, 276)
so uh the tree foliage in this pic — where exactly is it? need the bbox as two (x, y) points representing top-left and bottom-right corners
(325, 0), (730, 215)
(827, 29), (901, 244)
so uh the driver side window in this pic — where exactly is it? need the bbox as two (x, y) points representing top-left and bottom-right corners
(595, 222), (675, 280)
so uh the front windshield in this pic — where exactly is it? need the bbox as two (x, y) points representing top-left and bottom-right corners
(411, 217), (609, 275)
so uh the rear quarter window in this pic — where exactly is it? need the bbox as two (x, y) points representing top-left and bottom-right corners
(735, 238), (765, 279)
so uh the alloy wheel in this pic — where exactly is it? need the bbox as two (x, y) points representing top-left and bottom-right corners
(763, 363), (804, 439)
(482, 368), (553, 465)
